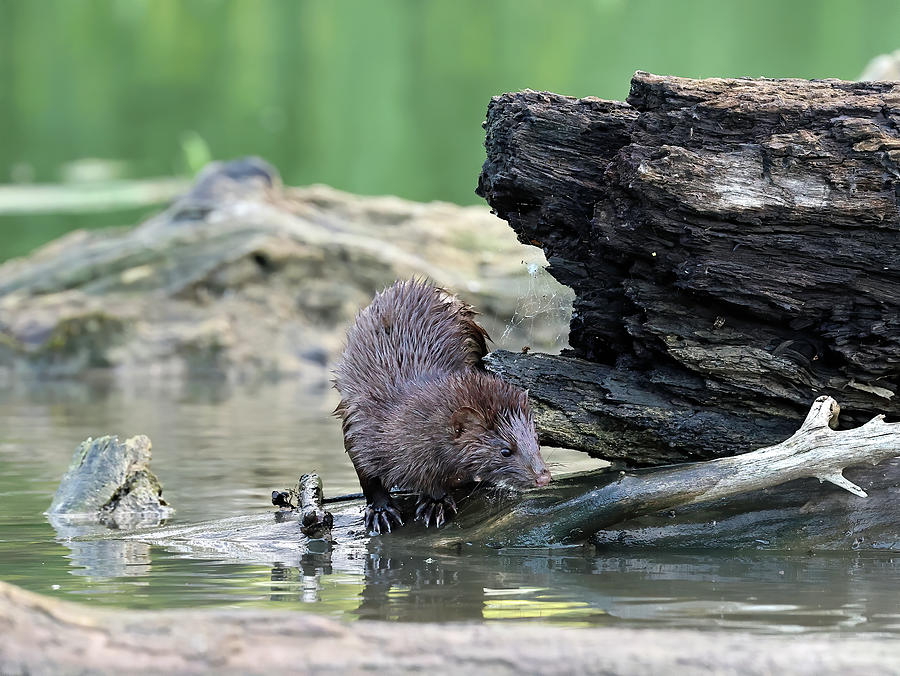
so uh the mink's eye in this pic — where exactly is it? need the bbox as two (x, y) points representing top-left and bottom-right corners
(500, 447), (513, 458)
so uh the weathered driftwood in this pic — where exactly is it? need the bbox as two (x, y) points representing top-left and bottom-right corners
(422, 396), (900, 548)
(477, 73), (900, 465)
(0, 158), (570, 380)
(5, 580), (900, 676)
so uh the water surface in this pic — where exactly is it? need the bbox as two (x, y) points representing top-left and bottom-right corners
(1, 378), (899, 633)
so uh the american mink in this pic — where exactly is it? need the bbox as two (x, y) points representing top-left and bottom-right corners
(333, 279), (551, 534)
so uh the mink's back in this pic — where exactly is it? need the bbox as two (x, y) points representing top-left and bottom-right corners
(334, 279), (488, 406)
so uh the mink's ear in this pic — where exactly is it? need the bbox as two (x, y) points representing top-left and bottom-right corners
(450, 406), (486, 438)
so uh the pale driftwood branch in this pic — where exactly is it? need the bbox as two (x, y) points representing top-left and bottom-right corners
(673, 396), (888, 502)
(429, 396), (900, 548)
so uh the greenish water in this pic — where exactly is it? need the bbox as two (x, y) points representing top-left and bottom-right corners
(3, 2), (900, 629)
(3, 0), (900, 259)
(2, 378), (900, 631)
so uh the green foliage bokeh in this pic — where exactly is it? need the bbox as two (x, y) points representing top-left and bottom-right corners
(1, 0), (899, 258)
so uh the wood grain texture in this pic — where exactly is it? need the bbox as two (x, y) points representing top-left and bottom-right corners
(478, 73), (900, 462)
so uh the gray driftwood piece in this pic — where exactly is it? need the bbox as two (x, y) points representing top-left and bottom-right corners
(423, 396), (900, 548)
(477, 73), (900, 465)
(4, 581), (900, 676)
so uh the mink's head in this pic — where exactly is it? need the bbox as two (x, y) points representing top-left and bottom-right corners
(449, 374), (551, 490)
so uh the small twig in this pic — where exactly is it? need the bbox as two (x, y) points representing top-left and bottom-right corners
(322, 492), (365, 504)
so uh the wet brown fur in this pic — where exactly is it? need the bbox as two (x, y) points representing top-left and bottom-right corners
(333, 279), (550, 521)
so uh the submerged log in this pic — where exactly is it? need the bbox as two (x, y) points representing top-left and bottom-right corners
(477, 73), (900, 465)
(83, 396), (898, 558)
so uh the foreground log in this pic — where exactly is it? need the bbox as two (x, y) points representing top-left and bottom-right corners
(5, 580), (900, 676)
(477, 73), (900, 464)
(425, 396), (900, 548)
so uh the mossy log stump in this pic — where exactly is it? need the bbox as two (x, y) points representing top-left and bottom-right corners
(477, 73), (900, 466)
(0, 158), (570, 380)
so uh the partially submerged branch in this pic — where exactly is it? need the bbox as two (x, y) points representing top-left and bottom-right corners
(92, 397), (899, 558)
(428, 396), (900, 548)
(296, 473), (334, 539)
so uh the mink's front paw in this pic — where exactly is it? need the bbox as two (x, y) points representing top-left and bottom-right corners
(415, 493), (457, 528)
(364, 499), (404, 535)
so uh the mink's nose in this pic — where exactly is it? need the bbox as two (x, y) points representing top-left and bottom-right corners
(534, 469), (551, 487)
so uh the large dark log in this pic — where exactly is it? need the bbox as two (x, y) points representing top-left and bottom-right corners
(477, 73), (900, 464)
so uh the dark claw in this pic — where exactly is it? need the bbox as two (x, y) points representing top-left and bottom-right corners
(415, 494), (457, 529)
(364, 501), (404, 535)
(434, 504), (444, 529)
(445, 496), (458, 516)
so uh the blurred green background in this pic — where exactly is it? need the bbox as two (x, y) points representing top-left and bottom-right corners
(1, 0), (899, 261)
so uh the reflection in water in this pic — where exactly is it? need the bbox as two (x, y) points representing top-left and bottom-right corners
(257, 536), (900, 631)
(64, 540), (153, 579)
(354, 548), (489, 623)
(270, 553), (334, 604)
(48, 517), (156, 579)
(2, 378), (900, 632)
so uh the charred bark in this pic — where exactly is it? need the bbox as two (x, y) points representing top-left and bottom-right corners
(477, 73), (900, 463)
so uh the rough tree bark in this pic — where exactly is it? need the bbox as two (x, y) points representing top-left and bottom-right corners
(477, 73), (900, 465)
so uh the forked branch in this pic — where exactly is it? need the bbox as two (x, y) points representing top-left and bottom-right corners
(433, 396), (900, 548)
